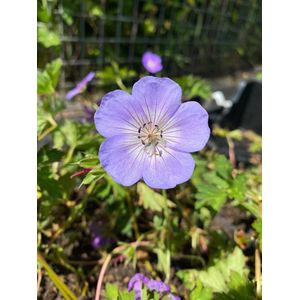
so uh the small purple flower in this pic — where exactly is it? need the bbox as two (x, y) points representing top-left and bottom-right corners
(147, 279), (170, 293)
(91, 235), (105, 249)
(142, 51), (163, 74)
(94, 76), (210, 189)
(128, 273), (149, 300)
(128, 273), (180, 300)
(66, 71), (95, 100)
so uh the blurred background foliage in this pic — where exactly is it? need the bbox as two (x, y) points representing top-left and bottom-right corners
(37, 0), (261, 299)
(38, 0), (261, 88)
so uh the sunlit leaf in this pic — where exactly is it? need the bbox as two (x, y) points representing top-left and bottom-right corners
(190, 281), (213, 300)
(175, 75), (212, 100)
(228, 174), (246, 201)
(214, 155), (232, 180)
(77, 156), (99, 168)
(105, 283), (119, 300)
(38, 23), (60, 48)
(195, 184), (227, 212)
(155, 248), (171, 281)
(177, 247), (252, 296)
(45, 58), (63, 89)
(38, 70), (54, 94)
(137, 182), (174, 212)
(79, 167), (104, 187)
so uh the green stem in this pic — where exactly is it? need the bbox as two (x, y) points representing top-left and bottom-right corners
(126, 193), (140, 239)
(116, 77), (127, 91)
(162, 190), (171, 282)
(65, 144), (76, 164)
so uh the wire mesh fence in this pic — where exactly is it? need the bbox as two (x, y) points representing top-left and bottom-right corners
(47, 0), (261, 88)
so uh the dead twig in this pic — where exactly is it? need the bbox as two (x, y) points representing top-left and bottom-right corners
(37, 268), (43, 294)
(255, 244), (262, 297)
(95, 254), (112, 300)
(226, 136), (236, 168)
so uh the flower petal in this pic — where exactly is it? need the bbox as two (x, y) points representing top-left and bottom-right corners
(162, 101), (210, 153)
(94, 90), (146, 138)
(132, 76), (181, 126)
(146, 279), (170, 293)
(99, 134), (146, 186)
(66, 87), (81, 101)
(142, 149), (195, 189)
(82, 71), (95, 84)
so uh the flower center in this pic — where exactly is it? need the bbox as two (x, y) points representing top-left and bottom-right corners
(137, 122), (164, 156)
(147, 60), (155, 68)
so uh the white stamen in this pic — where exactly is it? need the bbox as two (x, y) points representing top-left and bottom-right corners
(137, 121), (165, 157)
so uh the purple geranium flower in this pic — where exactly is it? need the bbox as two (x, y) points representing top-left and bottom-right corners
(94, 76), (210, 189)
(128, 273), (180, 300)
(66, 71), (95, 100)
(142, 51), (163, 73)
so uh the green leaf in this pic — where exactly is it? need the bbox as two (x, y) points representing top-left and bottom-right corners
(53, 130), (65, 150)
(144, 18), (156, 34)
(89, 5), (104, 17)
(214, 271), (255, 300)
(37, 107), (57, 140)
(96, 63), (136, 89)
(141, 288), (148, 300)
(38, 23), (60, 48)
(137, 182), (174, 212)
(37, 145), (64, 165)
(175, 75), (212, 100)
(252, 218), (262, 250)
(228, 174), (246, 201)
(198, 247), (248, 293)
(239, 201), (260, 218)
(154, 293), (160, 300)
(177, 247), (250, 295)
(177, 269), (201, 290)
(118, 289), (135, 300)
(227, 271), (254, 296)
(191, 156), (207, 186)
(45, 58), (63, 89)
(214, 155), (232, 180)
(190, 282), (213, 300)
(203, 172), (229, 190)
(78, 156), (99, 168)
(195, 184), (227, 212)
(155, 248), (171, 281)
(61, 121), (78, 146)
(62, 9), (74, 25)
(37, 58), (62, 95)
(37, 107), (49, 135)
(37, 0), (51, 22)
(80, 169), (104, 187)
(38, 70), (54, 94)
(105, 283), (119, 300)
